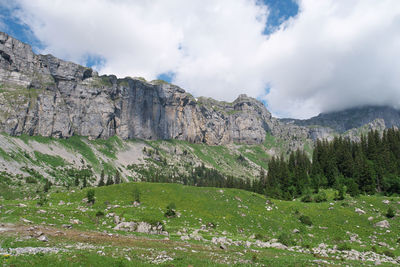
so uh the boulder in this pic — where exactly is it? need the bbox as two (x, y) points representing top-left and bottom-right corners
(374, 220), (390, 228)
(355, 208), (366, 215)
(37, 235), (48, 242)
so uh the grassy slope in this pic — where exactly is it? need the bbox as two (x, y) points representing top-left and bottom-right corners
(0, 183), (399, 266)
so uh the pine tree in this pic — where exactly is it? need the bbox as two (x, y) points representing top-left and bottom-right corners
(98, 170), (105, 187)
(106, 175), (114, 186)
(115, 171), (121, 184)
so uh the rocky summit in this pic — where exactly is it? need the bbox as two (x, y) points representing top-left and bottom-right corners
(0, 30), (399, 147)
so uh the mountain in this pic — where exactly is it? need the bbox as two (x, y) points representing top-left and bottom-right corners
(0, 31), (275, 145)
(0, 30), (397, 150)
(281, 105), (400, 133)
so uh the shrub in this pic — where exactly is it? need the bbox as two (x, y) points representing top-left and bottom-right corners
(37, 194), (47, 206)
(383, 250), (395, 258)
(25, 176), (37, 184)
(301, 194), (313, 203)
(165, 203), (176, 217)
(96, 211), (104, 217)
(299, 215), (312, 226)
(43, 180), (52, 193)
(386, 206), (395, 218)
(314, 190), (327, 203)
(337, 243), (351, 251)
(254, 233), (264, 240)
(278, 233), (295, 246)
(133, 187), (140, 203)
(334, 185), (346, 201)
(87, 189), (95, 204)
(371, 246), (378, 253)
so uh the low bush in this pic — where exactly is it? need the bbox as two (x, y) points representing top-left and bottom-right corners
(87, 189), (95, 204)
(299, 215), (312, 226)
(337, 243), (351, 251)
(278, 233), (295, 246)
(386, 206), (395, 218)
(383, 250), (395, 258)
(314, 191), (327, 203)
(165, 202), (176, 217)
(301, 194), (312, 203)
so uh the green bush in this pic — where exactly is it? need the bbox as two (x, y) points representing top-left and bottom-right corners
(278, 233), (295, 246)
(25, 176), (37, 184)
(386, 206), (395, 218)
(383, 250), (395, 258)
(133, 187), (140, 203)
(301, 194), (312, 203)
(96, 211), (104, 217)
(87, 189), (95, 204)
(165, 202), (176, 217)
(37, 194), (47, 206)
(314, 190), (327, 203)
(299, 215), (312, 226)
(337, 243), (351, 251)
(254, 233), (264, 240)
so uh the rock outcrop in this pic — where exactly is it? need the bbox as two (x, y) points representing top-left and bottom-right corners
(0, 31), (398, 146)
(0, 31), (273, 145)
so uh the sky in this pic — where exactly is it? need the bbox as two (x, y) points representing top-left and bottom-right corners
(0, 0), (399, 119)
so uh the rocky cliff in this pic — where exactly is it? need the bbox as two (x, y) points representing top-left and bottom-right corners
(0, 31), (398, 147)
(0, 31), (274, 145)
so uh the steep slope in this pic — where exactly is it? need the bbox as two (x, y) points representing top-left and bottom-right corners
(0, 31), (273, 145)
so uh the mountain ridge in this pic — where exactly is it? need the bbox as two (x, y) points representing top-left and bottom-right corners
(0, 30), (399, 148)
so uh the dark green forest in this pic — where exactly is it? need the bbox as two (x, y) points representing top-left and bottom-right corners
(265, 128), (400, 199)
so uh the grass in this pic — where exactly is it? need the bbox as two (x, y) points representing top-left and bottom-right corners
(0, 183), (399, 266)
(34, 151), (65, 168)
(58, 136), (99, 168)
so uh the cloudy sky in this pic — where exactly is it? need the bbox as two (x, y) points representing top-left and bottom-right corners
(0, 0), (399, 119)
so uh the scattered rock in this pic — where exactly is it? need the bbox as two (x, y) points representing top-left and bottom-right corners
(37, 235), (48, 242)
(180, 235), (190, 241)
(368, 216), (374, 221)
(70, 219), (82, 225)
(234, 196), (242, 202)
(58, 201), (65, 205)
(355, 208), (366, 215)
(293, 229), (300, 233)
(18, 203), (27, 207)
(37, 210), (46, 214)
(220, 244), (227, 250)
(374, 220), (390, 228)
(21, 218), (32, 224)
(382, 200), (390, 204)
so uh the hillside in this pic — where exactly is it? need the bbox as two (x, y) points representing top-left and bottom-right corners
(1, 183), (399, 266)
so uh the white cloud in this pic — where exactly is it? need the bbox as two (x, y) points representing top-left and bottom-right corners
(9, 0), (400, 119)
(262, 0), (400, 118)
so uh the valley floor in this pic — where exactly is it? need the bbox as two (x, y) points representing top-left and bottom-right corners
(0, 183), (399, 266)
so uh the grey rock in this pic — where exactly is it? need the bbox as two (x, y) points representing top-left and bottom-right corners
(37, 235), (48, 242)
(355, 208), (366, 215)
(0, 31), (397, 148)
(374, 220), (390, 228)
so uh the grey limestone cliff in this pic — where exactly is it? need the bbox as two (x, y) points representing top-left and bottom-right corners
(0, 31), (274, 145)
(0, 31), (397, 148)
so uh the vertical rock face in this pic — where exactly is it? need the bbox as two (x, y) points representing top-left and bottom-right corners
(0, 31), (273, 145)
(1, 31), (397, 147)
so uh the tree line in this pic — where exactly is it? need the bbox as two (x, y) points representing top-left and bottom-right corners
(265, 128), (400, 199)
